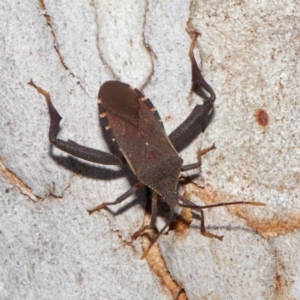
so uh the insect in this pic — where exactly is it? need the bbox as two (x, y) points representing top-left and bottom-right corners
(29, 34), (264, 258)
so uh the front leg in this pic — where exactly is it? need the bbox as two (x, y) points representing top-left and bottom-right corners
(29, 80), (122, 165)
(169, 34), (215, 150)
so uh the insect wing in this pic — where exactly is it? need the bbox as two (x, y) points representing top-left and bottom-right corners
(99, 81), (182, 194)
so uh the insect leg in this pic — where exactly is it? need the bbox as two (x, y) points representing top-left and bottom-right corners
(132, 191), (158, 239)
(178, 194), (223, 240)
(87, 181), (144, 214)
(178, 195), (265, 240)
(169, 33), (215, 151)
(141, 207), (175, 259)
(181, 143), (216, 171)
(29, 80), (122, 165)
(189, 33), (215, 102)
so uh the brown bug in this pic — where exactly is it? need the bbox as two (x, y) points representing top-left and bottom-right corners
(29, 34), (264, 258)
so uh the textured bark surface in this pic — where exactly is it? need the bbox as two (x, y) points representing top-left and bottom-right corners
(1, 1), (299, 299)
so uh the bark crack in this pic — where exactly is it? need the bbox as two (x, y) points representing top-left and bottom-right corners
(38, 0), (86, 91)
(0, 159), (40, 202)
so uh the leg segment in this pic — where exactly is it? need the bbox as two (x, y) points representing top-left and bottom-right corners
(87, 181), (144, 214)
(132, 191), (158, 239)
(141, 207), (175, 259)
(189, 33), (215, 102)
(178, 195), (223, 240)
(178, 195), (265, 240)
(29, 80), (122, 165)
(169, 34), (216, 150)
(181, 143), (216, 172)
